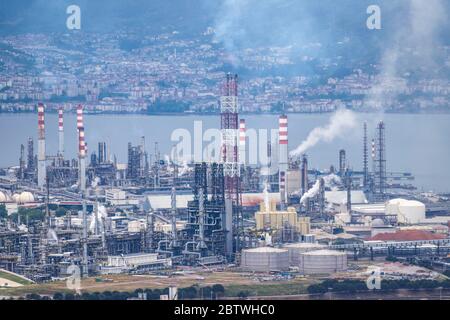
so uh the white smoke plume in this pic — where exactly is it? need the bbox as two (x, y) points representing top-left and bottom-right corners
(165, 154), (171, 165)
(322, 174), (341, 186)
(165, 154), (192, 177)
(214, 0), (247, 51)
(290, 109), (357, 158)
(365, 0), (447, 110)
(178, 160), (191, 176)
(299, 180), (321, 204)
(89, 204), (107, 233)
(91, 176), (100, 188)
(263, 181), (270, 212)
(300, 174), (341, 204)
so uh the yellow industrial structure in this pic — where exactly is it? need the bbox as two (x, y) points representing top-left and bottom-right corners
(255, 201), (310, 235)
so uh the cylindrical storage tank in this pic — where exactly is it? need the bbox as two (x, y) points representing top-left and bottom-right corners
(299, 249), (347, 275)
(241, 247), (289, 272)
(283, 243), (326, 266)
(302, 234), (316, 243)
(386, 199), (425, 224)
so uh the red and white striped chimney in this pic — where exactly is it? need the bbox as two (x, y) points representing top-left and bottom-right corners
(279, 115), (288, 146)
(79, 127), (86, 158)
(58, 107), (63, 131)
(77, 104), (86, 158)
(58, 107), (64, 158)
(38, 103), (45, 139)
(279, 115), (288, 208)
(239, 119), (246, 165)
(37, 103), (46, 189)
(77, 104), (86, 192)
(77, 104), (84, 131)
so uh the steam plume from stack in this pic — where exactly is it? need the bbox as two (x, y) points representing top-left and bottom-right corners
(290, 109), (357, 158)
(300, 174), (341, 204)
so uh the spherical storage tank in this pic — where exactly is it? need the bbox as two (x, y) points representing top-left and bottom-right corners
(241, 247), (289, 272)
(0, 191), (11, 203)
(17, 192), (35, 204)
(386, 198), (425, 224)
(298, 249), (347, 275)
(283, 243), (325, 265)
(12, 194), (20, 203)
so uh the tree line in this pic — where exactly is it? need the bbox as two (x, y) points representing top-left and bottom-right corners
(307, 278), (450, 295)
(16, 284), (226, 300)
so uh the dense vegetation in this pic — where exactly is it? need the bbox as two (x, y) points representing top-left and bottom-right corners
(10, 207), (45, 223)
(307, 278), (450, 295)
(0, 204), (7, 219)
(20, 284), (226, 300)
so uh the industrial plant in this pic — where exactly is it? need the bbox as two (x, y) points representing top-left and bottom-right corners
(0, 74), (449, 299)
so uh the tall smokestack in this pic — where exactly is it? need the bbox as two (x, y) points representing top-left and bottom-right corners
(58, 107), (64, 158)
(301, 154), (308, 196)
(239, 119), (246, 165)
(278, 115), (288, 208)
(19, 144), (25, 180)
(374, 121), (386, 201)
(77, 104), (83, 131)
(27, 137), (34, 172)
(77, 104), (88, 274)
(37, 103), (46, 189)
(171, 186), (178, 244)
(79, 128), (86, 192)
(267, 140), (272, 167)
(220, 73), (240, 257)
(339, 149), (346, 176)
(363, 122), (368, 189)
(77, 105), (86, 192)
(346, 169), (352, 213)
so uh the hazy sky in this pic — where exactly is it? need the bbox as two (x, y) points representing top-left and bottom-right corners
(1, 1), (448, 42)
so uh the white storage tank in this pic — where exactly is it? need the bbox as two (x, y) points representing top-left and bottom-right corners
(386, 199), (425, 224)
(299, 249), (347, 275)
(241, 247), (289, 272)
(283, 243), (326, 265)
(16, 192), (35, 204)
(0, 191), (10, 203)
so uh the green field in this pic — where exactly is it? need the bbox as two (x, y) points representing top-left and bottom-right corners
(0, 271), (318, 298)
(0, 270), (33, 286)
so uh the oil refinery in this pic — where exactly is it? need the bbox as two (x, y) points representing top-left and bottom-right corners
(0, 74), (449, 300)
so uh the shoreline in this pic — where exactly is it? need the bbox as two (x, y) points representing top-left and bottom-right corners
(1, 110), (450, 116)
